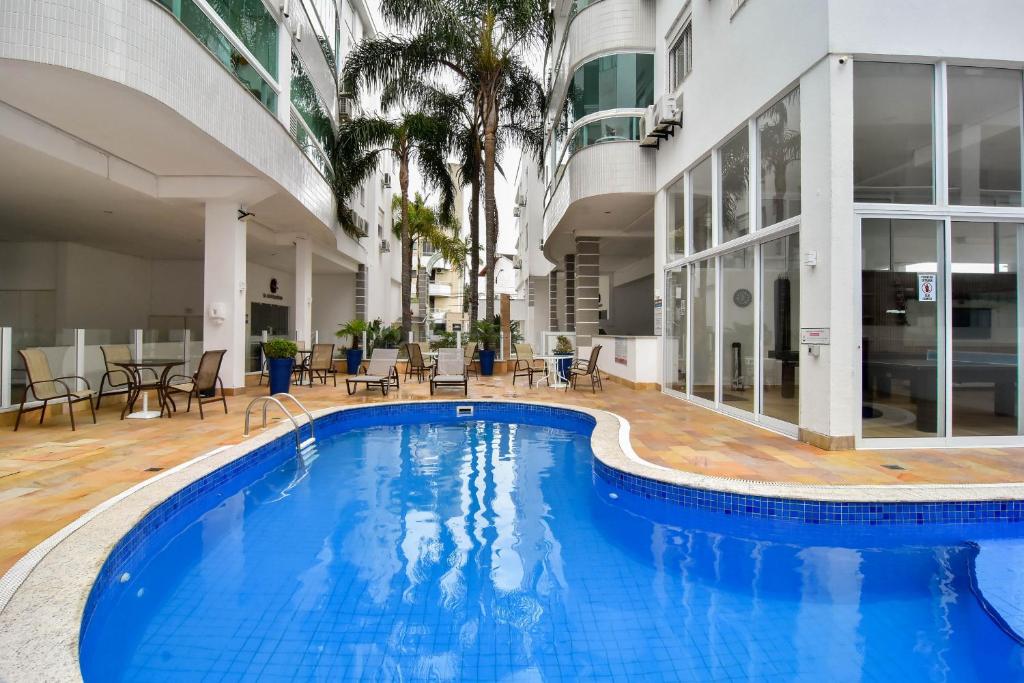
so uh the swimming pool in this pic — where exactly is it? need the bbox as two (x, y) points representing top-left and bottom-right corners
(76, 403), (1024, 681)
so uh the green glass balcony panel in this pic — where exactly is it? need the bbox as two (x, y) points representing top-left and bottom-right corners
(568, 116), (642, 155)
(177, 1), (277, 111)
(205, 0), (279, 79)
(568, 53), (654, 122)
(291, 52), (333, 149)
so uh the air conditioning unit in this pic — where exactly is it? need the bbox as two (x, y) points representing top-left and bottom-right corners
(380, 239), (391, 253)
(382, 173), (391, 189)
(339, 97), (355, 121)
(640, 95), (682, 148)
(513, 206), (521, 217)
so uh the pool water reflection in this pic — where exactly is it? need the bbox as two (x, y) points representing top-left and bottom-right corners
(80, 417), (1024, 681)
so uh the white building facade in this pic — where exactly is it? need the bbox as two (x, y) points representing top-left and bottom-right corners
(525, 0), (1024, 448)
(0, 0), (399, 405)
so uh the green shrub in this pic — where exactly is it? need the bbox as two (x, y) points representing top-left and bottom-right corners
(264, 338), (298, 359)
(554, 335), (573, 355)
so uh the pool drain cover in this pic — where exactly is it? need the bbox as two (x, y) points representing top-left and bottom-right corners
(145, 467), (164, 472)
(882, 464), (906, 470)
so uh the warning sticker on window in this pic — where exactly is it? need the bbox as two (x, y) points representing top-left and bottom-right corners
(917, 273), (936, 302)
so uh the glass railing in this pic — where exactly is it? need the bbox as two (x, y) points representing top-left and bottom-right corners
(156, 0), (278, 112)
(0, 327), (205, 410)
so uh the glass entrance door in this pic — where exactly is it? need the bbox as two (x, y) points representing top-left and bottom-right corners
(861, 219), (945, 439)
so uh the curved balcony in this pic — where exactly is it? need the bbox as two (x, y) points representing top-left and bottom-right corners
(548, 0), (655, 113)
(543, 128), (656, 259)
(0, 0), (335, 236)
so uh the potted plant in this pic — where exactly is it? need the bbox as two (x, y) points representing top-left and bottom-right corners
(263, 338), (298, 395)
(553, 335), (574, 383)
(337, 319), (369, 374)
(470, 320), (500, 375)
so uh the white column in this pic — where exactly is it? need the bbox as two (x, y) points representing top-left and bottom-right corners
(276, 21), (292, 126)
(203, 200), (247, 390)
(294, 236), (313, 348)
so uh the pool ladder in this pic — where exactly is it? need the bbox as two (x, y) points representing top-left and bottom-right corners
(243, 393), (316, 451)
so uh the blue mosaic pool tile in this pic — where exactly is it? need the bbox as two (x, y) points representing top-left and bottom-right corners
(593, 458), (1024, 526)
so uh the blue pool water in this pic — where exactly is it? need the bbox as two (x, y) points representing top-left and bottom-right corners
(80, 407), (1024, 681)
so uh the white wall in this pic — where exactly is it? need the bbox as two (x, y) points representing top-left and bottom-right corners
(311, 273), (356, 345)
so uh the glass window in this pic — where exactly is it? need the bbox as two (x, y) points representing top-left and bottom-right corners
(761, 234), (800, 425)
(569, 53), (655, 121)
(951, 222), (1020, 436)
(759, 89), (801, 226)
(861, 218), (944, 438)
(665, 267), (687, 393)
(720, 247), (755, 412)
(854, 62), (935, 204)
(302, 0), (339, 70)
(669, 22), (693, 90)
(177, 0), (278, 111)
(720, 128), (750, 242)
(691, 157), (713, 253)
(205, 0), (279, 79)
(667, 175), (686, 260)
(692, 258), (716, 400)
(568, 116), (642, 155)
(948, 67), (1023, 207)
(291, 53), (332, 148)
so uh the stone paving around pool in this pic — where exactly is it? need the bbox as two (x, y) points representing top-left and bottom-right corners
(2, 372), (1024, 574)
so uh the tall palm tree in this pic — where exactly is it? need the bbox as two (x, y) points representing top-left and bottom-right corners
(342, 0), (547, 320)
(329, 112), (454, 336)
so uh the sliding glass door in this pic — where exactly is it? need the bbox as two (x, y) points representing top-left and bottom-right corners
(665, 266), (688, 393)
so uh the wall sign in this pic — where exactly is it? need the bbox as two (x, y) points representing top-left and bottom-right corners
(653, 297), (663, 336)
(800, 327), (830, 345)
(917, 273), (936, 302)
(614, 337), (628, 365)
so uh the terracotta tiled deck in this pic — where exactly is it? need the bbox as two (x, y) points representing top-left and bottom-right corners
(3, 373), (1024, 574)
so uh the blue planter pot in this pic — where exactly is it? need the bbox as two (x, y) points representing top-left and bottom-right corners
(478, 349), (496, 376)
(346, 348), (364, 375)
(268, 357), (294, 395)
(556, 355), (573, 383)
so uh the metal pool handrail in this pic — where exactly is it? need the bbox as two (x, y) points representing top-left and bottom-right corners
(243, 394), (315, 451)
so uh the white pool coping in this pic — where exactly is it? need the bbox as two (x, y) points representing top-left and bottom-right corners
(2, 399), (1024, 681)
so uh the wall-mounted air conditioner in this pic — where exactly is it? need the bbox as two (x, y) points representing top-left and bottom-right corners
(279, 0), (290, 17)
(339, 97), (354, 121)
(380, 239), (391, 253)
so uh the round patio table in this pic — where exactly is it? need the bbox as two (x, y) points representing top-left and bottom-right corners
(115, 358), (183, 420)
(532, 355), (569, 389)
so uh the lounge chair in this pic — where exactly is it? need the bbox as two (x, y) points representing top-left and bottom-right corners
(164, 349), (228, 419)
(403, 341), (433, 382)
(14, 348), (96, 431)
(565, 345), (604, 393)
(307, 343), (338, 386)
(431, 348), (468, 396)
(463, 342), (479, 379)
(512, 343), (547, 387)
(346, 348), (400, 395)
(96, 344), (158, 408)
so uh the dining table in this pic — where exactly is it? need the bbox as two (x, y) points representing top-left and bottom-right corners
(114, 358), (184, 419)
(532, 354), (570, 389)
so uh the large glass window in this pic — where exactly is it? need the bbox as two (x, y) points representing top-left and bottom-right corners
(691, 157), (713, 253)
(720, 247), (755, 412)
(951, 222), (1021, 436)
(667, 175), (686, 260)
(854, 62), (935, 204)
(692, 259), (716, 400)
(568, 116), (642, 154)
(291, 53), (332, 147)
(861, 219), (944, 438)
(569, 53), (655, 121)
(720, 129), (750, 242)
(666, 267), (688, 393)
(948, 67), (1023, 207)
(759, 89), (801, 226)
(761, 234), (800, 425)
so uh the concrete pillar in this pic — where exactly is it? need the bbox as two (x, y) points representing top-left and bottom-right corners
(575, 238), (600, 347)
(294, 236), (312, 347)
(564, 254), (576, 331)
(276, 21), (291, 126)
(355, 265), (366, 320)
(797, 55), (856, 449)
(203, 200), (247, 390)
(549, 269), (559, 331)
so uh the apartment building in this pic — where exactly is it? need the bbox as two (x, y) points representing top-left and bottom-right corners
(520, 0), (1024, 448)
(0, 0), (399, 404)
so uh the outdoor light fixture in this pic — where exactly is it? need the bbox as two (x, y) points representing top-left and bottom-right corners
(237, 209), (255, 222)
